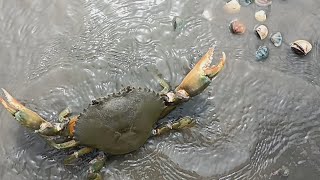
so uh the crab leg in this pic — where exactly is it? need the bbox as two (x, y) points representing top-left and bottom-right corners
(151, 72), (171, 94)
(175, 48), (226, 98)
(47, 139), (79, 149)
(64, 147), (94, 164)
(152, 116), (195, 135)
(59, 107), (72, 122)
(0, 88), (48, 130)
(0, 89), (72, 137)
(87, 152), (107, 180)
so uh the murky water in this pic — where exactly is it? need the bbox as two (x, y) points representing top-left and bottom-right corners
(1, 0), (320, 179)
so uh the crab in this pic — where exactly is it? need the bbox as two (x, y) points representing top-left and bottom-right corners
(0, 48), (226, 180)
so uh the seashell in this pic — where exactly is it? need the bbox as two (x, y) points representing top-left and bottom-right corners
(172, 16), (185, 31)
(256, 46), (269, 61)
(255, 0), (272, 7)
(223, 0), (241, 14)
(290, 40), (312, 55)
(270, 32), (282, 47)
(229, 20), (246, 34)
(255, 10), (267, 22)
(239, 0), (253, 6)
(255, 24), (268, 40)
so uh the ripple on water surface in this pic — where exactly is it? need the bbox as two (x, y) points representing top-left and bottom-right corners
(1, 0), (320, 180)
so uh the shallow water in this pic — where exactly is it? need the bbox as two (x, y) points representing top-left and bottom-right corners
(1, 0), (320, 179)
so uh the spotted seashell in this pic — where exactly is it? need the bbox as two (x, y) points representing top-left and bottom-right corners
(256, 46), (269, 61)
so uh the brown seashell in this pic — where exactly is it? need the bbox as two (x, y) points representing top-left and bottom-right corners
(229, 20), (246, 34)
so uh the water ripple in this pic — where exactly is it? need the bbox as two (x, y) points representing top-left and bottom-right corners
(1, 0), (320, 179)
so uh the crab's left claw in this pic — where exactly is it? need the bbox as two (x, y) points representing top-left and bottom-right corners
(175, 48), (226, 98)
(0, 88), (47, 130)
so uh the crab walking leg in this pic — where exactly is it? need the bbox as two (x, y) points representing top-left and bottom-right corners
(58, 107), (72, 122)
(64, 147), (94, 164)
(0, 88), (68, 136)
(152, 116), (196, 135)
(158, 78), (170, 94)
(47, 139), (79, 149)
(87, 152), (107, 180)
(151, 73), (170, 94)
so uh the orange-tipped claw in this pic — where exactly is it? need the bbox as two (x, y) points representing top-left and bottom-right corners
(0, 96), (17, 114)
(205, 51), (226, 78)
(175, 48), (226, 97)
(0, 88), (46, 130)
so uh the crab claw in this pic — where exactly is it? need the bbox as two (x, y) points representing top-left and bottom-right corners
(0, 88), (47, 130)
(175, 48), (226, 98)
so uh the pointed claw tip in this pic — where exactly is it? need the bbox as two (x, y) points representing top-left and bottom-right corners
(1, 88), (7, 95)
(1, 88), (12, 101)
(221, 52), (226, 62)
(0, 88), (25, 111)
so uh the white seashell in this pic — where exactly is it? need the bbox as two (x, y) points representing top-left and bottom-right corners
(255, 24), (268, 40)
(255, 10), (267, 22)
(290, 40), (312, 55)
(223, 0), (241, 14)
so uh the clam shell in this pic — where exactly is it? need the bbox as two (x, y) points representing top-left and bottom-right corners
(256, 46), (269, 61)
(239, 0), (253, 6)
(229, 20), (246, 34)
(270, 32), (282, 47)
(255, 10), (267, 22)
(255, 25), (268, 40)
(255, 0), (272, 7)
(290, 40), (312, 55)
(172, 16), (185, 31)
(223, 0), (241, 14)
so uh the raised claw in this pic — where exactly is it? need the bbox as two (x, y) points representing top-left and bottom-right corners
(0, 88), (47, 130)
(0, 88), (46, 130)
(0, 88), (70, 136)
(175, 48), (226, 97)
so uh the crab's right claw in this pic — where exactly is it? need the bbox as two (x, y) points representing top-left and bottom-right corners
(205, 51), (226, 79)
(175, 48), (226, 98)
(0, 88), (46, 130)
